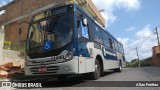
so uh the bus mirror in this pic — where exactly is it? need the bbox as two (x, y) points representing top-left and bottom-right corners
(18, 23), (22, 35)
(82, 18), (87, 26)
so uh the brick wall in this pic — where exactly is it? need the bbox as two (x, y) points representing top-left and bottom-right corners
(0, 14), (6, 24)
(152, 46), (160, 66)
(0, 0), (57, 45)
(5, 1), (21, 21)
(0, 0), (57, 24)
(5, 21), (19, 44)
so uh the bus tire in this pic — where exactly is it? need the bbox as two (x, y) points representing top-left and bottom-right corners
(114, 62), (122, 72)
(91, 59), (100, 80)
(57, 75), (68, 81)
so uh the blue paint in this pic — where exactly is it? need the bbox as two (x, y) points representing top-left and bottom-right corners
(44, 41), (53, 50)
(73, 4), (79, 56)
(102, 47), (117, 60)
(79, 43), (90, 57)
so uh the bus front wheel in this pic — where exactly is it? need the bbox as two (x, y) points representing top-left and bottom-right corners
(91, 59), (100, 80)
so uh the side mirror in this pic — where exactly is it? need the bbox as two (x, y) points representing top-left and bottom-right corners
(18, 23), (22, 35)
(82, 18), (88, 26)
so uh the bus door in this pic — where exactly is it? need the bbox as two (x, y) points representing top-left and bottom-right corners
(77, 16), (92, 73)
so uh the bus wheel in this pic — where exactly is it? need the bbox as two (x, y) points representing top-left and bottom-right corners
(114, 62), (122, 72)
(57, 75), (68, 81)
(91, 59), (100, 80)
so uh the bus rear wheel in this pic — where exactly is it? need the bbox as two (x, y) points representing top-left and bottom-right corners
(114, 62), (122, 72)
(91, 59), (100, 80)
(57, 75), (68, 81)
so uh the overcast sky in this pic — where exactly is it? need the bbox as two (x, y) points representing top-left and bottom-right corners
(1, 0), (160, 61)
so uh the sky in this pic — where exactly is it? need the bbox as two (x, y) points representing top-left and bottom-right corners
(0, 0), (160, 61)
(92, 0), (160, 61)
(0, 0), (13, 15)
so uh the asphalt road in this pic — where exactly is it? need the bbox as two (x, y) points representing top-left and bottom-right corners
(1, 67), (160, 90)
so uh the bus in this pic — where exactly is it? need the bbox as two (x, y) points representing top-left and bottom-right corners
(24, 3), (125, 80)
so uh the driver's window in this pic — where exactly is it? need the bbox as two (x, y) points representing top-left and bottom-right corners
(81, 20), (89, 39)
(77, 18), (89, 39)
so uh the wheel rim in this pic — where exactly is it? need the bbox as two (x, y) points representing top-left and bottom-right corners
(119, 64), (122, 70)
(95, 62), (100, 76)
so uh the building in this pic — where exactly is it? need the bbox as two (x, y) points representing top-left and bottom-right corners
(0, 0), (105, 66)
(152, 46), (160, 66)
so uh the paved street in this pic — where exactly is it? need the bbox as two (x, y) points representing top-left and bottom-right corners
(1, 67), (160, 90)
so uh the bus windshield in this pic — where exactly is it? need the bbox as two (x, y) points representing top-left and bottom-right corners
(27, 14), (73, 53)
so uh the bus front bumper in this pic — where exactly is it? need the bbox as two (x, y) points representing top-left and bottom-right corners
(24, 59), (79, 76)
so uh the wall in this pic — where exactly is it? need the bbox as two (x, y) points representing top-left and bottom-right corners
(0, 26), (5, 65)
(0, 0), (58, 44)
(152, 46), (160, 66)
(1, 49), (24, 66)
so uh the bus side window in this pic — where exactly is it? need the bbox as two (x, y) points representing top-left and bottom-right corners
(81, 19), (89, 39)
(93, 26), (102, 43)
(118, 43), (121, 52)
(115, 41), (119, 51)
(102, 31), (109, 47)
(109, 38), (113, 49)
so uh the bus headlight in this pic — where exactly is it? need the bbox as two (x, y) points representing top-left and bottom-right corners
(64, 49), (75, 62)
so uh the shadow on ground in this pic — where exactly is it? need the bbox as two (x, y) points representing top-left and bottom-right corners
(9, 70), (117, 88)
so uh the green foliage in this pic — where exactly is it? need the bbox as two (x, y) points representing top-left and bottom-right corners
(126, 58), (152, 67)
(140, 60), (151, 67)
(3, 40), (11, 50)
(126, 60), (139, 67)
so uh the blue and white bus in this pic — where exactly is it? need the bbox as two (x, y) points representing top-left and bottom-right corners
(24, 3), (125, 80)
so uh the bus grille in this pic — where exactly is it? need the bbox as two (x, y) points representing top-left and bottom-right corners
(30, 66), (59, 74)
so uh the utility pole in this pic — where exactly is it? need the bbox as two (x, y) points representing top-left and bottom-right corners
(136, 47), (140, 67)
(156, 27), (160, 46)
(156, 27), (160, 53)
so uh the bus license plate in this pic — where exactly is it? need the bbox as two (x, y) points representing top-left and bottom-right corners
(38, 66), (47, 73)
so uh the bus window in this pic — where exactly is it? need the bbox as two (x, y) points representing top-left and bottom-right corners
(102, 31), (109, 47)
(114, 41), (118, 51)
(118, 43), (122, 53)
(120, 44), (123, 53)
(81, 19), (89, 39)
(93, 26), (102, 43)
(112, 39), (115, 50)
(77, 20), (89, 39)
(109, 38), (113, 49)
